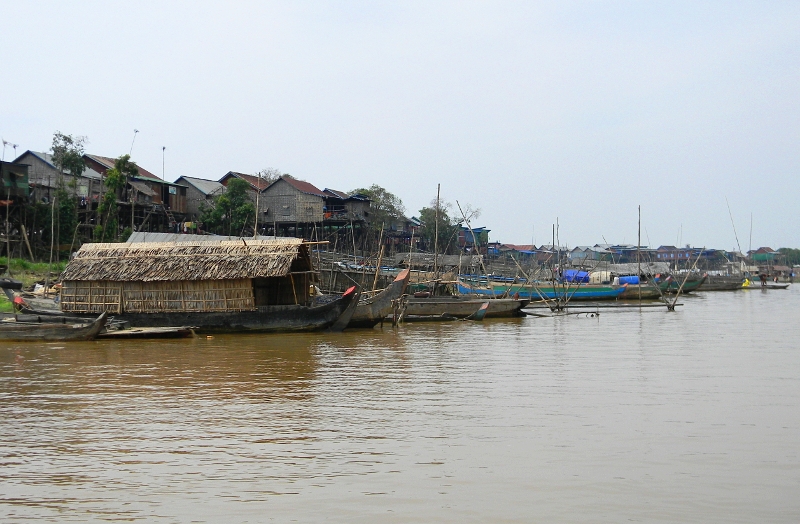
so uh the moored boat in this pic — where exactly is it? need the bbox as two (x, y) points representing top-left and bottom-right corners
(347, 269), (410, 328)
(618, 282), (662, 299)
(57, 239), (358, 333)
(0, 312), (107, 341)
(401, 295), (528, 319)
(697, 275), (745, 291)
(654, 274), (708, 294)
(456, 280), (627, 301)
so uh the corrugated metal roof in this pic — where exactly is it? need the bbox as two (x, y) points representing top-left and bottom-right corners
(323, 188), (349, 199)
(85, 154), (162, 181)
(19, 151), (102, 179)
(176, 176), (223, 195)
(128, 179), (157, 196)
(280, 176), (326, 197)
(222, 172), (270, 191)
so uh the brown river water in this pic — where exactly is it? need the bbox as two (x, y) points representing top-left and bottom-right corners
(1, 288), (799, 522)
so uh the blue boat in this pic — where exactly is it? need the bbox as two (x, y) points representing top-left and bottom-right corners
(456, 280), (627, 301)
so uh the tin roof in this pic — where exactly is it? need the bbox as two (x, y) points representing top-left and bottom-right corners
(279, 176), (326, 197)
(175, 176), (223, 196)
(85, 154), (162, 181)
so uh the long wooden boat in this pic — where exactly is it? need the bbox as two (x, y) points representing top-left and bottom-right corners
(456, 281), (627, 301)
(697, 275), (745, 291)
(618, 283), (662, 299)
(114, 286), (358, 334)
(655, 274), (707, 294)
(0, 312), (107, 341)
(348, 269), (411, 328)
(742, 280), (790, 290)
(402, 295), (528, 319)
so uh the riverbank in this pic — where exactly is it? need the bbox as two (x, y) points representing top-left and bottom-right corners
(0, 258), (66, 312)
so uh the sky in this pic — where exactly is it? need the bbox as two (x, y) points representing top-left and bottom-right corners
(1, 1), (798, 250)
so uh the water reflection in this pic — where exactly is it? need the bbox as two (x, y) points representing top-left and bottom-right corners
(1, 289), (799, 522)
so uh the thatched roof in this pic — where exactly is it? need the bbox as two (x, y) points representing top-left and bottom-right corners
(61, 239), (310, 282)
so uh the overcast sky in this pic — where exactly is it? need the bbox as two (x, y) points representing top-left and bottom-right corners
(2, 1), (798, 250)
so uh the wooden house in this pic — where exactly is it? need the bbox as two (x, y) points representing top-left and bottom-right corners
(0, 161), (29, 199)
(59, 238), (316, 314)
(84, 154), (188, 214)
(174, 176), (224, 219)
(13, 150), (104, 202)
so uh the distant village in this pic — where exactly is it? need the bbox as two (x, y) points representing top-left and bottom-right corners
(0, 138), (795, 277)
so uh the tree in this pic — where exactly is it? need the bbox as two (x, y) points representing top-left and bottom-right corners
(254, 167), (286, 186)
(48, 132), (87, 260)
(349, 184), (406, 231)
(418, 199), (461, 255)
(94, 155), (137, 242)
(51, 132), (87, 182)
(200, 178), (256, 235)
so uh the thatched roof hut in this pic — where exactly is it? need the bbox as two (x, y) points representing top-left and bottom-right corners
(60, 239), (316, 314)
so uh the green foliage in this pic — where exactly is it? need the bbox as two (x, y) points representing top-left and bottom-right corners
(56, 187), (78, 245)
(200, 178), (256, 235)
(349, 184), (405, 232)
(778, 248), (800, 266)
(93, 155), (138, 242)
(418, 202), (461, 255)
(51, 132), (87, 178)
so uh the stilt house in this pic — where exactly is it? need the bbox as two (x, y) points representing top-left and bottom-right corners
(59, 238), (315, 314)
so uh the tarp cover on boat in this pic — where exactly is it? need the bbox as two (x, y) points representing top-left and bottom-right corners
(563, 269), (589, 283)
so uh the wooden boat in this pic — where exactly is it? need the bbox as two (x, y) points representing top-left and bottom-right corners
(456, 280), (627, 301)
(618, 283), (662, 299)
(0, 312), (107, 341)
(697, 275), (745, 291)
(111, 287), (358, 333)
(654, 274), (707, 294)
(98, 326), (196, 339)
(401, 295), (528, 319)
(742, 280), (790, 290)
(347, 269), (411, 328)
(56, 239), (360, 334)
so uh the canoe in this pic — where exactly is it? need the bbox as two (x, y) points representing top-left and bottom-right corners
(348, 269), (411, 328)
(742, 280), (790, 290)
(0, 312), (107, 341)
(401, 295), (528, 319)
(456, 281), (627, 301)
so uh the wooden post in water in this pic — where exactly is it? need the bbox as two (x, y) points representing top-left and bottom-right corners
(433, 184), (440, 294)
(638, 205), (641, 306)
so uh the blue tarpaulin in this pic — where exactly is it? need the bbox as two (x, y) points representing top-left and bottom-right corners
(563, 269), (589, 283)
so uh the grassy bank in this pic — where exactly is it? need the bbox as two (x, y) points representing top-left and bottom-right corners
(0, 258), (67, 313)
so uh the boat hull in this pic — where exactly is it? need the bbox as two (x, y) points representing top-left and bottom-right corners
(114, 292), (357, 334)
(402, 296), (528, 318)
(655, 275), (707, 293)
(0, 313), (107, 342)
(348, 269), (410, 328)
(618, 283), (662, 299)
(457, 282), (627, 301)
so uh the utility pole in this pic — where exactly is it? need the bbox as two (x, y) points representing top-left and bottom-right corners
(433, 183), (440, 286)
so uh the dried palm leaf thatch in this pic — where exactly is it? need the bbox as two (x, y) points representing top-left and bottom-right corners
(61, 239), (310, 282)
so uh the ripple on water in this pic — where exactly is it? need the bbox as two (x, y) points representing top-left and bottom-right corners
(1, 288), (799, 522)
